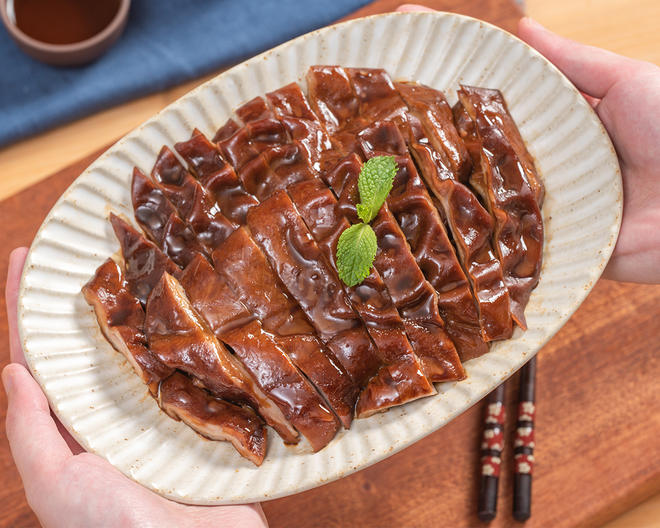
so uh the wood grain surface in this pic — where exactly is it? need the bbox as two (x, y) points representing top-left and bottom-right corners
(1, 0), (659, 527)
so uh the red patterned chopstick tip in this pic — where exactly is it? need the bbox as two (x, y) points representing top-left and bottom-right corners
(481, 395), (505, 477)
(478, 384), (505, 521)
(514, 401), (535, 475)
(513, 356), (537, 522)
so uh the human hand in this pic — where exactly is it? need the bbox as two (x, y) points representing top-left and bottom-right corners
(3, 248), (268, 528)
(398, 5), (660, 284)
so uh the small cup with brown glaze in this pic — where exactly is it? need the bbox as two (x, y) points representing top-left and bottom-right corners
(0, 0), (131, 66)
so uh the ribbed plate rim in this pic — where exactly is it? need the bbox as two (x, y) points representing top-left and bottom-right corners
(17, 11), (622, 505)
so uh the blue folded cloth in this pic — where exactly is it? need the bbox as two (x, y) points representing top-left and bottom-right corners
(0, 0), (370, 147)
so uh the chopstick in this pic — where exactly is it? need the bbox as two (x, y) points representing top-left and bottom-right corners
(513, 356), (537, 521)
(477, 383), (506, 522)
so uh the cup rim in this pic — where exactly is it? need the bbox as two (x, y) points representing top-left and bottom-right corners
(0, 0), (131, 53)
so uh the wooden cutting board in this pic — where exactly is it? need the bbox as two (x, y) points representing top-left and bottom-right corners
(1, 1), (658, 527)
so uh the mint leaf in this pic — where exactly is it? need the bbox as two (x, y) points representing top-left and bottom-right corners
(356, 155), (397, 223)
(336, 223), (377, 287)
(335, 156), (398, 287)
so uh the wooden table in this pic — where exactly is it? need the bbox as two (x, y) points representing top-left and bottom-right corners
(1, 1), (658, 526)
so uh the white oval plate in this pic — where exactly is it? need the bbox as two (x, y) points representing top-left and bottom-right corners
(18, 12), (621, 505)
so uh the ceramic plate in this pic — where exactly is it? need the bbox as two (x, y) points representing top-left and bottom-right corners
(18, 12), (622, 504)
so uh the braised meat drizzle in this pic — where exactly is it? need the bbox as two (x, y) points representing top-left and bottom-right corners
(83, 66), (543, 464)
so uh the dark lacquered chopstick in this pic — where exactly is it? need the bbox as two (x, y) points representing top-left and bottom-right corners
(478, 383), (506, 522)
(513, 356), (537, 521)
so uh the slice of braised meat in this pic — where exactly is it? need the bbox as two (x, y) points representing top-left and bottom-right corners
(213, 227), (359, 428)
(131, 167), (207, 267)
(218, 118), (288, 169)
(238, 143), (314, 201)
(174, 129), (259, 225)
(357, 121), (490, 359)
(454, 86), (544, 329)
(306, 65), (359, 134)
(159, 372), (266, 466)
(288, 178), (436, 415)
(179, 254), (339, 451)
(396, 81), (472, 183)
(235, 95), (276, 123)
(109, 213), (179, 306)
(144, 272), (299, 444)
(212, 118), (241, 143)
(131, 167), (177, 246)
(82, 258), (172, 391)
(266, 82), (336, 172)
(82, 258), (266, 465)
(328, 155), (466, 379)
(151, 146), (237, 252)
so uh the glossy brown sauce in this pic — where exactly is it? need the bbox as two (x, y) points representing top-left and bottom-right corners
(14, 0), (120, 44)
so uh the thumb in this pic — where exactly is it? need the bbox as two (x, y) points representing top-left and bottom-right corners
(3, 364), (72, 487)
(517, 17), (639, 98)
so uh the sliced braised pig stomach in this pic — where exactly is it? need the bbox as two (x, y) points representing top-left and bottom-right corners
(109, 213), (179, 307)
(131, 167), (207, 268)
(454, 85), (543, 329)
(150, 146), (237, 252)
(178, 253), (339, 451)
(218, 118), (288, 170)
(288, 178), (436, 416)
(83, 258), (268, 464)
(245, 190), (437, 416)
(213, 227), (359, 429)
(269, 78), (468, 374)
(222, 100), (437, 408)
(159, 372), (267, 466)
(246, 191), (383, 387)
(391, 81), (515, 340)
(174, 129), (259, 225)
(356, 122), (488, 360)
(395, 81), (472, 182)
(82, 258), (172, 389)
(405, 134), (513, 341)
(144, 272), (299, 444)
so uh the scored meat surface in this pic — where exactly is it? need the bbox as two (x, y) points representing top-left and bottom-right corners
(82, 258), (172, 390)
(179, 254), (340, 451)
(213, 227), (359, 429)
(84, 65), (543, 463)
(247, 191), (383, 390)
(454, 86), (544, 329)
(82, 257), (267, 465)
(145, 272), (299, 444)
(159, 372), (267, 466)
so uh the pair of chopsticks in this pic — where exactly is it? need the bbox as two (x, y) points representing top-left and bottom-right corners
(478, 356), (537, 522)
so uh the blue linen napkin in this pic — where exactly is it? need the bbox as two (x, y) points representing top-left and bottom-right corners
(0, 0), (370, 147)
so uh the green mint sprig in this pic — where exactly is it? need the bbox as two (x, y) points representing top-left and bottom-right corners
(337, 156), (398, 287)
